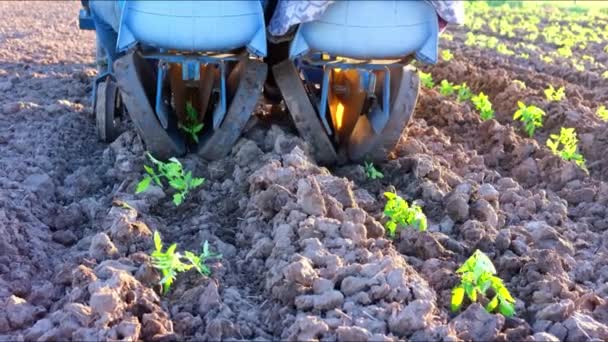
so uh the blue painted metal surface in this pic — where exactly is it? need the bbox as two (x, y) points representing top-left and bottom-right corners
(79, 9), (95, 30)
(117, 1), (267, 57)
(289, 1), (438, 63)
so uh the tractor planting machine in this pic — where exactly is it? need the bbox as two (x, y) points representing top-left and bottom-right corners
(79, 0), (441, 164)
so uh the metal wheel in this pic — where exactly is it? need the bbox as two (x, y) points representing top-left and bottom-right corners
(272, 60), (338, 165)
(347, 65), (419, 162)
(95, 79), (122, 142)
(114, 51), (186, 159)
(197, 59), (267, 160)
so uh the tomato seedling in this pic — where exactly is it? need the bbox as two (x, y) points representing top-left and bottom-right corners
(596, 105), (608, 121)
(383, 192), (427, 237)
(439, 80), (456, 97)
(454, 83), (473, 103)
(471, 92), (495, 121)
(364, 162), (384, 180)
(513, 102), (545, 137)
(546, 127), (587, 170)
(441, 49), (454, 61)
(184, 240), (222, 276)
(544, 85), (566, 102)
(136, 152), (205, 206)
(419, 71), (435, 89)
(151, 231), (194, 294)
(179, 102), (204, 143)
(151, 231), (220, 294)
(452, 250), (516, 317)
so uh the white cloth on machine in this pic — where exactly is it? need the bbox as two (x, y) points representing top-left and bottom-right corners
(267, 0), (465, 39)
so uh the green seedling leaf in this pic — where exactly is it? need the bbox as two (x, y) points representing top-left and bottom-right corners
(596, 105), (608, 121)
(546, 127), (587, 171)
(441, 49), (454, 61)
(419, 71), (435, 89)
(439, 79), (456, 97)
(150, 232), (220, 294)
(136, 176), (152, 194)
(382, 192), (427, 237)
(364, 162), (384, 180)
(513, 102), (545, 137)
(136, 153), (204, 206)
(451, 286), (465, 312)
(544, 85), (566, 102)
(451, 249), (516, 317)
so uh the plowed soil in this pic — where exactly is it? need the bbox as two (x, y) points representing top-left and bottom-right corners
(2, 2), (608, 341)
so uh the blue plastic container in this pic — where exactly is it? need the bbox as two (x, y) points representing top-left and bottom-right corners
(290, 1), (439, 63)
(117, 1), (266, 56)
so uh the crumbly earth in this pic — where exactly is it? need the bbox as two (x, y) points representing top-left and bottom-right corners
(1, 2), (608, 341)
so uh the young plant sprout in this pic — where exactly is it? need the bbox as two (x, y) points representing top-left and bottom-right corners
(136, 152), (205, 206)
(452, 250), (516, 317)
(544, 85), (566, 102)
(471, 92), (495, 121)
(184, 240), (222, 276)
(454, 83), (473, 103)
(513, 102), (545, 137)
(179, 102), (204, 143)
(441, 49), (454, 61)
(596, 105), (608, 121)
(151, 231), (221, 294)
(383, 192), (427, 237)
(546, 127), (587, 170)
(439, 79), (456, 97)
(419, 71), (435, 89)
(364, 162), (384, 180)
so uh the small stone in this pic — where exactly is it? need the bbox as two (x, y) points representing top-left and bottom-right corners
(336, 326), (371, 341)
(313, 290), (344, 311)
(198, 281), (221, 316)
(388, 300), (434, 336)
(296, 177), (326, 216)
(535, 300), (574, 322)
(450, 303), (504, 342)
(563, 312), (608, 341)
(52, 230), (78, 246)
(471, 199), (498, 227)
(6, 295), (45, 329)
(341, 276), (368, 296)
(445, 194), (469, 222)
(478, 183), (499, 203)
(530, 332), (559, 342)
(89, 233), (119, 261)
(23, 173), (55, 201)
(283, 258), (317, 286)
(90, 288), (122, 316)
(340, 222), (367, 244)
(526, 221), (574, 255)
(439, 216), (455, 234)
(234, 139), (263, 167)
(313, 278), (334, 294)
(25, 318), (54, 341)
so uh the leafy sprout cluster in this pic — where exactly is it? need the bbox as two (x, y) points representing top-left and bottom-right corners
(544, 85), (566, 102)
(151, 231), (221, 294)
(441, 49), (454, 61)
(596, 105), (608, 121)
(546, 127), (587, 170)
(513, 101), (545, 137)
(451, 250), (516, 317)
(383, 192), (427, 237)
(136, 152), (205, 206)
(439, 79), (456, 97)
(179, 102), (204, 143)
(471, 92), (495, 121)
(419, 71), (435, 89)
(364, 162), (384, 180)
